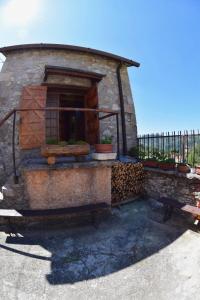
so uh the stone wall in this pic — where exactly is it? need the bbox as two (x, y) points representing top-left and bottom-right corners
(23, 163), (112, 209)
(0, 160), (115, 210)
(143, 168), (200, 205)
(0, 49), (137, 181)
(2, 160), (200, 210)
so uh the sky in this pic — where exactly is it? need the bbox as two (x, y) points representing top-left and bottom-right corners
(0, 0), (200, 134)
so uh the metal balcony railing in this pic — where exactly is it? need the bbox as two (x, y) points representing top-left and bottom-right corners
(138, 130), (200, 166)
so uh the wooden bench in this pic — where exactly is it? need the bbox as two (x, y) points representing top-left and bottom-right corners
(0, 203), (110, 231)
(157, 197), (200, 223)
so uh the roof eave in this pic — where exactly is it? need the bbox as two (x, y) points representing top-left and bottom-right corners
(0, 43), (140, 67)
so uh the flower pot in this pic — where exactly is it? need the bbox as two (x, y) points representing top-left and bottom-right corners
(41, 144), (90, 157)
(95, 144), (113, 153)
(158, 162), (176, 171)
(142, 160), (158, 168)
(177, 164), (190, 173)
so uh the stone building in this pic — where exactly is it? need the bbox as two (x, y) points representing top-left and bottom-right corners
(0, 43), (139, 210)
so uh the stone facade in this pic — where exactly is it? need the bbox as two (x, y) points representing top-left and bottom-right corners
(0, 47), (138, 183)
(143, 168), (200, 205)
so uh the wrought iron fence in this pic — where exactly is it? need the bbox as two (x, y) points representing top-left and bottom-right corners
(137, 131), (200, 166)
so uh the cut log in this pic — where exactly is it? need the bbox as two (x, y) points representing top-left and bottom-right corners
(111, 162), (144, 205)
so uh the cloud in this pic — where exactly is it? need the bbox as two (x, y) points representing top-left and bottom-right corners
(0, 0), (42, 29)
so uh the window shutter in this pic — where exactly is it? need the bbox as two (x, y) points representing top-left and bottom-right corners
(19, 86), (47, 149)
(85, 84), (99, 144)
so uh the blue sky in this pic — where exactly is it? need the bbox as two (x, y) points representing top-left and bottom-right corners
(0, 0), (200, 134)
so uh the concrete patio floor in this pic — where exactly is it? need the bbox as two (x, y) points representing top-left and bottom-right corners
(0, 198), (200, 300)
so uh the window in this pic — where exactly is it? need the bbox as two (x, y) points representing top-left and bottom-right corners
(46, 85), (99, 144)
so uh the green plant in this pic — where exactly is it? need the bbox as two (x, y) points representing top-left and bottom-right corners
(67, 139), (87, 145)
(101, 135), (112, 144)
(150, 151), (175, 163)
(143, 157), (158, 162)
(46, 138), (58, 145)
(151, 150), (164, 161)
(128, 146), (139, 158)
(128, 146), (146, 159)
(59, 141), (68, 146)
(67, 139), (76, 145)
(76, 140), (87, 145)
(46, 139), (88, 146)
(159, 158), (175, 164)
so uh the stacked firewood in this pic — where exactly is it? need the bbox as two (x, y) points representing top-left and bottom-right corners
(111, 162), (144, 205)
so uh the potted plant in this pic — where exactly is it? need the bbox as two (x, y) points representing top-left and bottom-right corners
(177, 162), (191, 173)
(141, 150), (163, 168)
(142, 157), (158, 168)
(41, 139), (90, 163)
(158, 158), (176, 171)
(95, 135), (113, 153)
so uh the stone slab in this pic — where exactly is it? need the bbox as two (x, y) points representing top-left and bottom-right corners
(91, 152), (117, 160)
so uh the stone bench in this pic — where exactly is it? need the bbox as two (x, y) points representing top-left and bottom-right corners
(0, 202), (110, 232)
(157, 197), (200, 223)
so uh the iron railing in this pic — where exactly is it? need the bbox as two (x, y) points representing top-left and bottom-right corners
(138, 131), (200, 166)
(0, 107), (120, 183)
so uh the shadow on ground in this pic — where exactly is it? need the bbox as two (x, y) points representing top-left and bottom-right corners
(0, 199), (193, 285)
